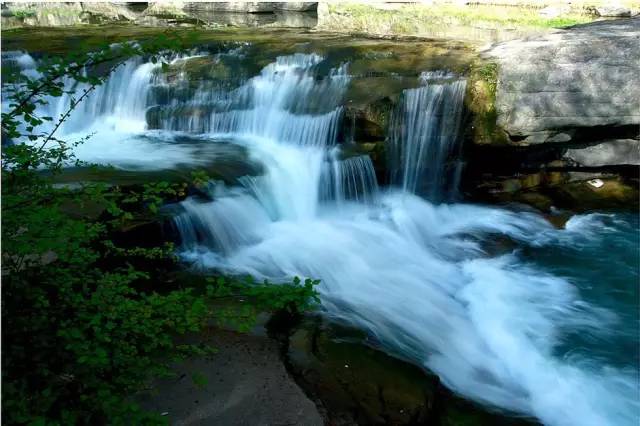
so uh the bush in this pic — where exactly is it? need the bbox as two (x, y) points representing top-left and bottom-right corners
(1, 34), (319, 424)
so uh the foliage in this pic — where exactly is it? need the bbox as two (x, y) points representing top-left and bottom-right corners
(467, 61), (505, 145)
(206, 276), (321, 332)
(472, 62), (498, 102)
(1, 34), (319, 424)
(12, 9), (37, 19)
(326, 2), (594, 35)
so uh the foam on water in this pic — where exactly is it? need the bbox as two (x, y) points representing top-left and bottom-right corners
(6, 50), (638, 426)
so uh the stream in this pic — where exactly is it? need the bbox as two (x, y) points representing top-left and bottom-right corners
(3, 33), (638, 426)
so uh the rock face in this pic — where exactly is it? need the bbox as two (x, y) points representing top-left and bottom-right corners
(564, 139), (640, 167)
(1, 2), (139, 27)
(183, 2), (278, 14)
(595, 6), (632, 17)
(275, 2), (318, 12)
(485, 17), (640, 146)
(1, 1), (319, 29)
(467, 17), (640, 211)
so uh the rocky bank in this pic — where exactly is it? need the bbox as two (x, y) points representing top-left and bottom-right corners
(464, 16), (639, 211)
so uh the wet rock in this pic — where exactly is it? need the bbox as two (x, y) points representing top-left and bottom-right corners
(286, 318), (538, 426)
(287, 319), (441, 425)
(549, 176), (640, 211)
(342, 103), (390, 143)
(468, 172), (639, 213)
(156, 55), (239, 84)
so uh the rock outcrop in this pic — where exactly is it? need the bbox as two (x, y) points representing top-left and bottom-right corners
(1, 2), (139, 28)
(466, 17), (640, 211)
(484, 17), (640, 146)
(595, 6), (632, 17)
(1, 1), (319, 29)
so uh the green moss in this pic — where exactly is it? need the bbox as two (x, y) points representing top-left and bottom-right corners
(12, 9), (37, 19)
(466, 61), (509, 145)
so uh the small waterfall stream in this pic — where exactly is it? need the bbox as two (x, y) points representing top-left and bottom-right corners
(5, 49), (638, 426)
(389, 71), (466, 200)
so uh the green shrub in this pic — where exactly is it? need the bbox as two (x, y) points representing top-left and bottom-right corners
(12, 9), (37, 19)
(1, 34), (319, 424)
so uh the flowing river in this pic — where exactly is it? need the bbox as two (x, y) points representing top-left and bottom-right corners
(4, 42), (638, 426)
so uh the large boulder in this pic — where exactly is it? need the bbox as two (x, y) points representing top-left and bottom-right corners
(485, 17), (640, 145)
(140, 0), (187, 18)
(140, 1), (318, 26)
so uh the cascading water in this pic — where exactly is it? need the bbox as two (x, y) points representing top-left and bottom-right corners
(59, 58), (158, 134)
(6, 48), (638, 426)
(320, 149), (379, 207)
(389, 71), (466, 200)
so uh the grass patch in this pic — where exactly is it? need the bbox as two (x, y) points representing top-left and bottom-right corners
(426, 4), (593, 28)
(325, 2), (595, 38)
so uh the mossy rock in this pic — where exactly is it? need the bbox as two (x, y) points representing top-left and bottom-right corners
(342, 98), (394, 142)
(473, 173), (639, 213)
(288, 319), (440, 425)
(465, 60), (510, 146)
(287, 318), (538, 426)
(160, 55), (230, 82)
(546, 177), (640, 211)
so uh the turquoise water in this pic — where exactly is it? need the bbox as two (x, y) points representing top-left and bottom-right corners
(524, 213), (639, 373)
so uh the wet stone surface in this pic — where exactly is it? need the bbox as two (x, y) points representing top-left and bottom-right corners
(283, 317), (539, 426)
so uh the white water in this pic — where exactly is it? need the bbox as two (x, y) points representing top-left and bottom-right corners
(6, 51), (638, 426)
(389, 72), (466, 199)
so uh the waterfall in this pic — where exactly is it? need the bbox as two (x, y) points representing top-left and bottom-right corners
(168, 56), (637, 426)
(320, 149), (379, 206)
(7, 48), (638, 426)
(389, 73), (466, 200)
(58, 58), (159, 134)
(150, 53), (348, 147)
